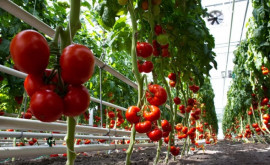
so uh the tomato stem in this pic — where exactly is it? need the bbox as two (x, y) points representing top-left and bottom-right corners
(125, 1), (143, 164)
(66, 117), (76, 165)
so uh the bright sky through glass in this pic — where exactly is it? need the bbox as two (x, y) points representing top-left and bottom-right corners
(202, 0), (252, 138)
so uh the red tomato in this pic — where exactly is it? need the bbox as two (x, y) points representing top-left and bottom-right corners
(84, 139), (91, 144)
(98, 139), (106, 143)
(263, 114), (270, 120)
(108, 111), (115, 118)
(164, 136), (170, 144)
(182, 126), (188, 134)
(21, 112), (32, 119)
(24, 74), (44, 97)
(168, 73), (176, 81)
(170, 146), (180, 156)
(15, 96), (23, 104)
(252, 123), (258, 128)
(146, 84), (167, 106)
(175, 124), (183, 131)
(135, 121), (152, 133)
(50, 154), (59, 157)
(0, 75), (4, 81)
(10, 30), (50, 75)
(30, 90), (64, 122)
(247, 111), (252, 115)
(262, 98), (269, 105)
(125, 106), (141, 124)
(63, 85), (90, 117)
(136, 42), (153, 58)
(60, 44), (95, 85)
(173, 97), (181, 105)
(169, 80), (176, 87)
(32, 138), (37, 143)
(142, 61), (154, 73)
(143, 105), (161, 122)
(137, 61), (144, 73)
(162, 48), (170, 57)
(179, 105), (185, 111)
(154, 25), (163, 35)
(147, 128), (162, 141)
(0, 110), (4, 116)
(28, 141), (34, 146)
(141, 1), (148, 10)
(161, 120), (172, 132)
(162, 131), (170, 137)
(263, 119), (268, 124)
(153, 49), (161, 56)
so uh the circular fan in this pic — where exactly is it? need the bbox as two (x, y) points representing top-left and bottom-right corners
(207, 10), (224, 25)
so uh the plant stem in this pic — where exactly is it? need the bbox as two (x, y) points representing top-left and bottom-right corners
(66, 117), (76, 165)
(126, 1), (143, 164)
(153, 119), (162, 165)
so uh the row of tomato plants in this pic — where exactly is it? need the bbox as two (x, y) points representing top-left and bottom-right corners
(223, 0), (270, 143)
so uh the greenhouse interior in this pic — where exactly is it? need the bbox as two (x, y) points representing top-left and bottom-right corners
(0, 0), (270, 164)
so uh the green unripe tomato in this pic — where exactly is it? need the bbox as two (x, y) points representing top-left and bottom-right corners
(118, 0), (128, 5)
(157, 34), (169, 45)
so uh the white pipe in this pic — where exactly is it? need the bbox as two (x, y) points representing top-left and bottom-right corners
(0, 131), (148, 140)
(0, 143), (155, 159)
(90, 97), (126, 111)
(0, 116), (147, 137)
(0, 65), (27, 79)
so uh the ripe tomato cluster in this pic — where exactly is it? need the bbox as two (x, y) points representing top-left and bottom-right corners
(261, 66), (269, 75)
(125, 105), (162, 141)
(145, 84), (167, 106)
(125, 83), (168, 141)
(136, 42), (154, 73)
(10, 30), (95, 122)
(153, 24), (170, 57)
(107, 109), (124, 128)
(189, 85), (200, 93)
(168, 73), (176, 87)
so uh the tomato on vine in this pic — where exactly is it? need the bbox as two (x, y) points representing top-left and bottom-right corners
(143, 105), (161, 122)
(168, 73), (176, 81)
(135, 121), (152, 133)
(147, 128), (162, 141)
(146, 84), (167, 106)
(60, 44), (95, 85)
(141, 1), (148, 10)
(30, 90), (64, 122)
(142, 61), (154, 73)
(63, 85), (90, 117)
(125, 106), (141, 124)
(173, 97), (181, 105)
(161, 120), (172, 132)
(136, 42), (153, 58)
(10, 30), (50, 75)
